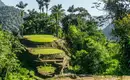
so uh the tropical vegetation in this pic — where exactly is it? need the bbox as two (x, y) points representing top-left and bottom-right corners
(1, 0), (130, 79)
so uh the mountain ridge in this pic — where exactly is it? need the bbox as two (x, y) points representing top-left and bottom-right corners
(0, 0), (5, 7)
(0, 0), (24, 36)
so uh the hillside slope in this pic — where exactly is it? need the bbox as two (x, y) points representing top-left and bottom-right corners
(0, 0), (23, 35)
(103, 24), (119, 40)
(0, 0), (5, 7)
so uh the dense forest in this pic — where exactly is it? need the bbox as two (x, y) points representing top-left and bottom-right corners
(1, 0), (130, 80)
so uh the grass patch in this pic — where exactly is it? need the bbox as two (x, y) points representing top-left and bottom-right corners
(27, 48), (64, 55)
(23, 35), (57, 43)
(37, 66), (56, 75)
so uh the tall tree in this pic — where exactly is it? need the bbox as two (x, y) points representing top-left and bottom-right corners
(94, 0), (130, 73)
(44, 0), (50, 14)
(114, 15), (130, 69)
(67, 5), (75, 14)
(50, 4), (65, 36)
(62, 6), (90, 33)
(93, 0), (130, 20)
(16, 1), (28, 17)
(16, 1), (28, 37)
(36, 0), (45, 13)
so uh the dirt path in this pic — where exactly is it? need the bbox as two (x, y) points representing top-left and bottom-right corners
(50, 76), (130, 80)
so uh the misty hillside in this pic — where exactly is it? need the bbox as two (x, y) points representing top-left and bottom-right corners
(0, 0), (5, 6)
(0, 0), (23, 35)
(103, 24), (114, 40)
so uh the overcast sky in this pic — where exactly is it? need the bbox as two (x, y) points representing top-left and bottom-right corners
(1, 0), (105, 16)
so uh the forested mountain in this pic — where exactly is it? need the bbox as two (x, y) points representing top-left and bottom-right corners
(0, 0), (23, 35)
(103, 24), (119, 40)
(0, 0), (5, 7)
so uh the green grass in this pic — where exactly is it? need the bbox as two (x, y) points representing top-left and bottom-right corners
(37, 66), (56, 74)
(28, 48), (64, 55)
(23, 35), (57, 43)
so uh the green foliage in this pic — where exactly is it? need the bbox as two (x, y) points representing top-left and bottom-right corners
(62, 6), (91, 33)
(0, 28), (36, 79)
(65, 19), (121, 75)
(75, 50), (88, 58)
(23, 13), (57, 35)
(0, 0), (127, 77)
(0, 30), (20, 78)
(57, 28), (63, 38)
(21, 0), (124, 75)
(114, 15), (130, 39)
(104, 59), (119, 75)
(70, 36), (121, 74)
(50, 4), (65, 37)
(0, 27), (37, 80)
(50, 4), (65, 21)
(94, 0), (130, 20)
(113, 15), (130, 74)
(82, 38), (110, 74)
(37, 65), (56, 75)
(68, 25), (79, 35)
(67, 25), (85, 50)
(6, 68), (35, 80)
(93, 0), (130, 75)
(68, 65), (81, 73)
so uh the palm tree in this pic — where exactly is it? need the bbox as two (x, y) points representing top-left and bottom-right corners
(16, 1), (28, 37)
(50, 4), (65, 36)
(16, 1), (28, 9)
(36, 0), (45, 13)
(67, 5), (75, 14)
(44, 0), (50, 14)
(16, 1), (28, 17)
(50, 4), (65, 25)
